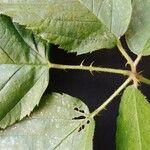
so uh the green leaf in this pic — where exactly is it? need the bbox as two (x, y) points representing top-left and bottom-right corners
(79, 0), (132, 37)
(0, 0), (116, 54)
(116, 86), (150, 150)
(126, 0), (150, 55)
(0, 15), (49, 129)
(0, 93), (95, 150)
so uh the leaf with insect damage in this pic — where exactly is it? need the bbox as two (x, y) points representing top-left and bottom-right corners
(0, 93), (95, 150)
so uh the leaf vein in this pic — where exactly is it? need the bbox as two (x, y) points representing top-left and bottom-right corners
(0, 65), (23, 91)
(133, 90), (142, 150)
(0, 69), (48, 124)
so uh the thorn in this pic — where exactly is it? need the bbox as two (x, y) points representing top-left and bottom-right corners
(138, 81), (142, 86)
(89, 61), (94, 76)
(118, 92), (122, 96)
(137, 77), (141, 84)
(28, 114), (32, 118)
(80, 59), (85, 66)
(138, 70), (144, 75)
(90, 70), (94, 76)
(64, 69), (67, 72)
(90, 61), (94, 67)
(125, 62), (130, 67)
(97, 113), (101, 117)
(103, 107), (107, 111)
(136, 71), (143, 86)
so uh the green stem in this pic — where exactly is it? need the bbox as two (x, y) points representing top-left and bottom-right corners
(49, 63), (130, 76)
(117, 39), (134, 67)
(132, 54), (142, 87)
(133, 54), (142, 68)
(138, 75), (150, 85)
(89, 78), (131, 118)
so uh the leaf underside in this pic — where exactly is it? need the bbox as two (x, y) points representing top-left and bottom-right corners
(1, 0), (149, 56)
(0, 93), (95, 150)
(125, 0), (150, 55)
(0, 15), (49, 129)
(0, 0), (116, 54)
(79, 0), (132, 37)
(116, 86), (150, 150)
(0, 1), (150, 149)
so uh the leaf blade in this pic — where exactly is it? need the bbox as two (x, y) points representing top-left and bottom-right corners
(116, 86), (150, 150)
(0, 0), (116, 54)
(0, 15), (49, 128)
(79, 0), (132, 37)
(125, 0), (150, 55)
(0, 93), (95, 150)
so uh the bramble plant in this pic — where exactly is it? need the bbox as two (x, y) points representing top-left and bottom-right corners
(0, 0), (150, 149)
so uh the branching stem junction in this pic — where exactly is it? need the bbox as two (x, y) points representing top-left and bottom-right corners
(49, 40), (150, 118)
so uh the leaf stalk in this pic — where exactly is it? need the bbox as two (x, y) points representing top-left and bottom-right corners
(117, 39), (134, 68)
(49, 63), (130, 76)
(89, 78), (132, 118)
(137, 75), (150, 85)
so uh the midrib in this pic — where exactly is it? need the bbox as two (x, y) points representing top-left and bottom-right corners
(0, 62), (49, 67)
(133, 90), (142, 150)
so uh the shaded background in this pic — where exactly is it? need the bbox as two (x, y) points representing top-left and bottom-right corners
(46, 38), (150, 150)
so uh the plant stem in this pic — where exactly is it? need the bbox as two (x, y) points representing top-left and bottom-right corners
(117, 39), (134, 67)
(134, 54), (142, 67)
(89, 78), (131, 118)
(49, 63), (130, 76)
(132, 54), (142, 87)
(138, 75), (150, 85)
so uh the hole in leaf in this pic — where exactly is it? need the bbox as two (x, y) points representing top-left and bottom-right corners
(78, 127), (82, 132)
(87, 120), (90, 124)
(74, 107), (79, 111)
(72, 115), (86, 120)
(78, 124), (85, 132)
(74, 107), (85, 113)
(79, 110), (85, 113)
(81, 125), (85, 130)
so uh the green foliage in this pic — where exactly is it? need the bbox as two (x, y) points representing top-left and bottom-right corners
(0, 0), (150, 149)
(126, 0), (150, 55)
(0, 93), (94, 150)
(80, 0), (132, 37)
(0, 15), (49, 128)
(0, 0), (116, 54)
(117, 86), (150, 150)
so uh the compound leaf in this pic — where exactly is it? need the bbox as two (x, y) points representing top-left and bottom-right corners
(0, 93), (95, 150)
(79, 0), (132, 37)
(126, 0), (150, 55)
(0, 15), (49, 129)
(116, 86), (150, 150)
(0, 0), (116, 54)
